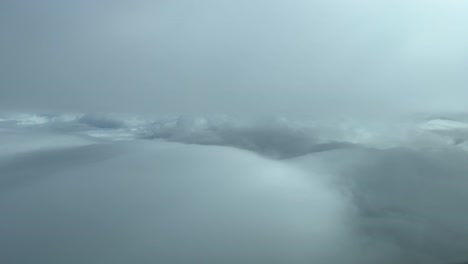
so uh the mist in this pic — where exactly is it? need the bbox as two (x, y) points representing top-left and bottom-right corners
(2, 1), (468, 263)
(2, 0), (468, 116)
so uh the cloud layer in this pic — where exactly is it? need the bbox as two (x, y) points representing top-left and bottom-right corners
(2, 113), (468, 263)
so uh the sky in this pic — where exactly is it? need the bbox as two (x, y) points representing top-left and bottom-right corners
(1, 0), (468, 117)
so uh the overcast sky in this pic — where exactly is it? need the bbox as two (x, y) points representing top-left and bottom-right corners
(1, 0), (468, 117)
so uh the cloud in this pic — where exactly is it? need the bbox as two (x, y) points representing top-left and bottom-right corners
(0, 140), (358, 264)
(3, 114), (468, 263)
(1, 0), (468, 116)
(293, 146), (468, 263)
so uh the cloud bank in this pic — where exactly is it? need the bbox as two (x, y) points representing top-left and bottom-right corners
(2, 114), (468, 263)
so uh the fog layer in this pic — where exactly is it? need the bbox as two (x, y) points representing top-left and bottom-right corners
(2, 0), (468, 116)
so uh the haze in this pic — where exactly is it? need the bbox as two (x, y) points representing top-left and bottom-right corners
(2, 0), (468, 116)
(2, 1), (468, 264)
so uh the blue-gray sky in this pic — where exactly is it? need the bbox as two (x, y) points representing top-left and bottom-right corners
(2, 0), (468, 116)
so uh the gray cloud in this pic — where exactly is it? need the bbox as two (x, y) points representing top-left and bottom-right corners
(3, 2), (468, 262)
(0, 140), (357, 264)
(2, 0), (468, 116)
